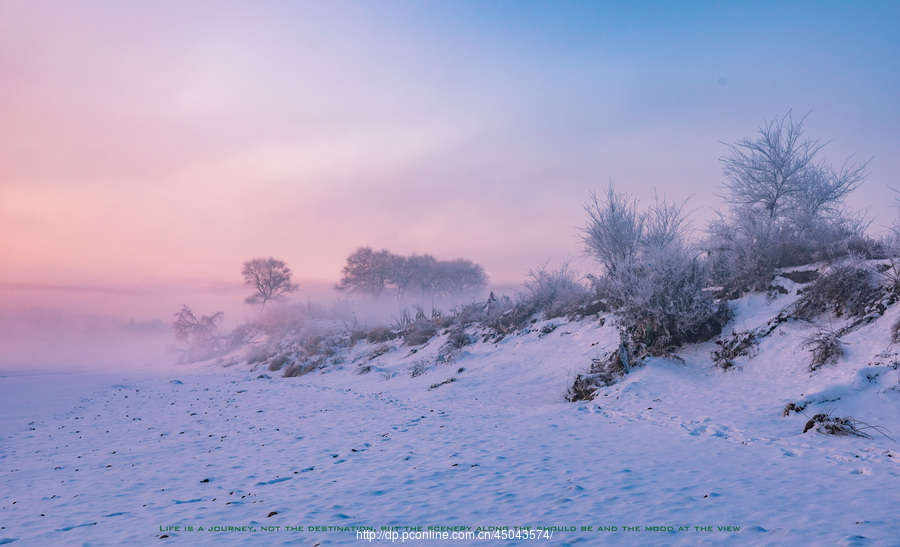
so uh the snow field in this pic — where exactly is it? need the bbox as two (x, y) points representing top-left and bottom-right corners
(2, 290), (900, 546)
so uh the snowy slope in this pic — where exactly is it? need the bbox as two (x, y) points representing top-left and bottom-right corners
(2, 286), (900, 546)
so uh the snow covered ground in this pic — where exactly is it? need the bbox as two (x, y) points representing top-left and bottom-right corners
(2, 287), (900, 546)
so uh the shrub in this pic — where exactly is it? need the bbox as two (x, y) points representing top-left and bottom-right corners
(409, 360), (427, 378)
(597, 243), (731, 355)
(445, 327), (471, 350)
(800, 329), (844, 371)
(583, 185), (729, 356)
(519, 260), (592, 320)
(367, 326), (398, 343)
(349, 328), (368, 346)
(793, 261), (880, 320)
(268, 353), (291, 371)
(171, 305), (228, 363)
(802, 411), (891, 439)
(404, 321), (437, 346)
(566, 343), (633, 401)
(566, 374), (601, 402)
(428, 377), (456, 390)
(450, 300), (488, 327)
(712, 330), (758, 370)
(246, 345), (275, 365)
(779, 269), (820, 284)
(487, 300), (539, 335)
(283, 362), (316, 378)
(368, 344), (391, 360)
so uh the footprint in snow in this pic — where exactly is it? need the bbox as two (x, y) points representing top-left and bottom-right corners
(55, 522), (97, 532)
(257, 477), (292, 485)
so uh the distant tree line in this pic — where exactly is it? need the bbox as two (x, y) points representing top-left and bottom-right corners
(335, 246), (488, 299)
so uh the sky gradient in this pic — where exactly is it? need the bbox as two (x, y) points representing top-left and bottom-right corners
(1, 1), (899, 368)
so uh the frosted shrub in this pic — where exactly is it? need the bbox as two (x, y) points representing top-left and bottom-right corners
(880, 223), (900, 294)
(404, 321), (437, 346)
(599, 244), (729, 354)
(366, 326), (398, 343)
(800, 329), (844, 371)
(449, 301), (488, 327)
(583, 185), (729, 356)
(792, 260), (880, 320)
(268, 353), (291, 371)
(802, 411), (891, 439)
(519, 260), (592, 320)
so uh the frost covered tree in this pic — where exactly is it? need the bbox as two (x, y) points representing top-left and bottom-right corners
(241, 257), (299, 308)
(708, 113), (869, 292)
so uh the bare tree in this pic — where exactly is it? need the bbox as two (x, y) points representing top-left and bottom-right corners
(437, 258), (488, 295)
(385, 253), (420, 299)
(171, 305), (225, 362)
(336, 247), (488, 299)
(335, 247), (394, 296)
(408, 254), (441, 296)
(242, 257), (299, 308)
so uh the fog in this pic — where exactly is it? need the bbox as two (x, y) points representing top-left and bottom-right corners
(0, 277), (511, 375)
(0, 280), (240, 375)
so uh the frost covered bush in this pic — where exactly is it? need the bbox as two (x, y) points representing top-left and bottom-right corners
(445, 326), (471, 350)
(447, 294), (533, 337)
(792, 260), (880, 320)
(449, 300), (488, 327)
(409, 360), (427, 377)
(246, 345), (275, 365)
(712, 330), (758, 370)
(283, 362), (316, 378)
(597, 244), (731, 354)
(519, 261), (593, 320)
(368, 344), (391, 360)
(404, 321), (437, 346)
(268, 353), (291, 371)
(566, 349), (631, 402)
(582, 185), (729, 355)
(802, 411), (889, 439)
(880, 224), (900, 294)
(800, 330), (844, 371)
(487, 299), (539, 335)
(367, 326), (398, 343)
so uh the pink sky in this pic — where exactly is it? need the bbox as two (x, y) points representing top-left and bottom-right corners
(1, 1), (898, 352)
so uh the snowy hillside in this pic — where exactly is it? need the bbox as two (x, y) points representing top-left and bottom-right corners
(2, 265), (900, 546)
